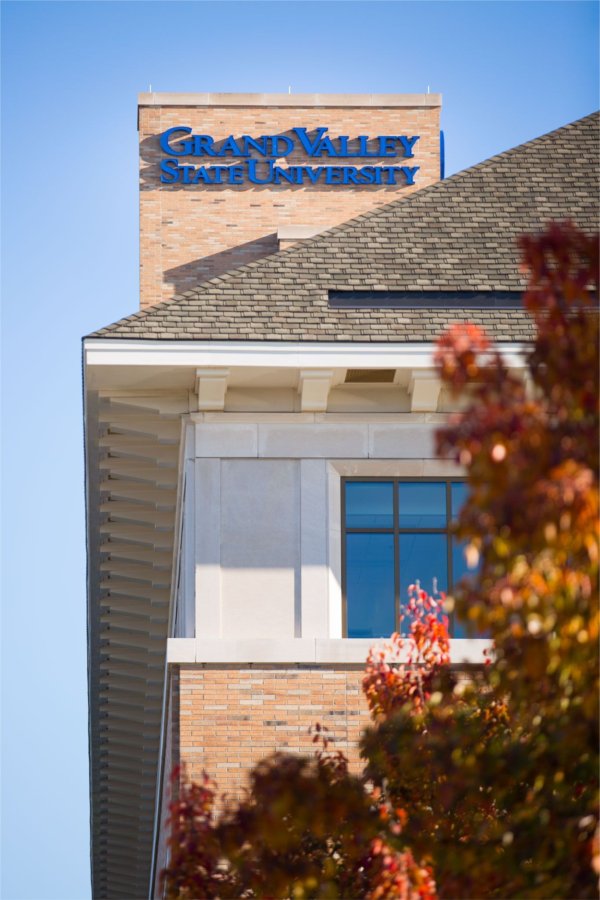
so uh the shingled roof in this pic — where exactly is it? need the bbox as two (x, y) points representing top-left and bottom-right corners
(91, 111), (599, 343)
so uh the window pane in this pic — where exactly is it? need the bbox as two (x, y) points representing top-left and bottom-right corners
(345, 482), (393, 529)
(452, 538), (487, 638)
(399, 534), (448, 632)
(346, 534), (395, 638)
(398, 482), (446, 528)
(452, 538), (474, 586)
(451, 482), (469, 520)
(452, 539), (470, 639)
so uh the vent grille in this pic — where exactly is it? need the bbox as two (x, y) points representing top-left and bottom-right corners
(345, 369), (396, 384)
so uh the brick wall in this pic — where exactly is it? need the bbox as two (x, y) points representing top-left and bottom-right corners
(139, 96), (441, 307)
(177, 665), (371, 799)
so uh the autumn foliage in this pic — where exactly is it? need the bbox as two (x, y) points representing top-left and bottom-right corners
(362, 585), (450, 719)
(161, 224), (598, 899)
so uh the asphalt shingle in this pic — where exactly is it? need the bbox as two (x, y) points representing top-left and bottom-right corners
(90, 112), (599, 343)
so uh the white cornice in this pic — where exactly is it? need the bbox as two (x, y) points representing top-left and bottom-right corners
(84, 339), (528, 370)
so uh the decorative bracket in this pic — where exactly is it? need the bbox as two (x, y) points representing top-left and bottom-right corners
(408, 369), (442, 413)
(298, 369), (335, 412)
(195, 368), (230, 411)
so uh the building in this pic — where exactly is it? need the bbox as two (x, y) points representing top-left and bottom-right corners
(138, 92), (442, 307)
(83, 96), (598, 899)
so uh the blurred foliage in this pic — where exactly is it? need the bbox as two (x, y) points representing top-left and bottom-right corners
(161, 223), (598, 899)
(162, 738), (436, 900)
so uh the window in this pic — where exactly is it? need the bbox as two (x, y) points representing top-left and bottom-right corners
(342, 478), (472, 638)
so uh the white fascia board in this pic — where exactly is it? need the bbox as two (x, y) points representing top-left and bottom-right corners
(84, 339), (528, 370)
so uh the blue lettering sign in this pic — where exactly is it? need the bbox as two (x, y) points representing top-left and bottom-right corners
(160, 158), (181, 183)
(160, 127), (194, 156)
(292, 127), (328, 156)
(158, 126), (422, 187)
(398, 135), (419, 157)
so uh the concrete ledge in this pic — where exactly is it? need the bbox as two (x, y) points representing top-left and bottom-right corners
(277, 225), (333, 241)
(167, 637), (492, 665)
(167, 638), (196, 662)
(139, 92), (442, 108)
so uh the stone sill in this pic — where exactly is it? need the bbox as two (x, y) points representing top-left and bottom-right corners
(167, 637), (491, 665)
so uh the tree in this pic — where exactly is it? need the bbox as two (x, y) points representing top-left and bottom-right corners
(161, 223), (598, 899)
(162, 595), (441, 900)
(363, 222), (599, 898)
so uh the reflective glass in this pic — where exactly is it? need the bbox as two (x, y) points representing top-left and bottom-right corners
(398, 482), (446, 528)
(345, 481), (393, 529)
(399, 534), (448, 632)
(452, 538), (473, 585)
(346, 534), (395, 638)
(451, 482), (469, 520)
(451, 539), (487, 638)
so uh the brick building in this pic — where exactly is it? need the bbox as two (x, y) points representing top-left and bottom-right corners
(138, 92), (441, 307)
(84, 97), (599, 898)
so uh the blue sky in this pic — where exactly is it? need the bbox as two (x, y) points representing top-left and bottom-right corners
(1, 2), (597, 897)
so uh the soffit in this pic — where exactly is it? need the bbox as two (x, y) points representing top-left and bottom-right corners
(86, 389), (192, 899)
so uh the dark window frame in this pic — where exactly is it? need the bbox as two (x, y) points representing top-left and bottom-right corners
(329, 290), (523, 309)
(341, 476), (467, 638)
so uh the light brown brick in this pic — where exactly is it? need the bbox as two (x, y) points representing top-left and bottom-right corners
(176, 665), (371, 800)
(139, 103), (440, 307)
